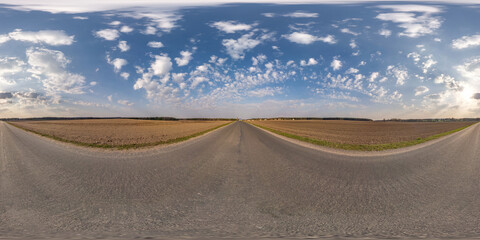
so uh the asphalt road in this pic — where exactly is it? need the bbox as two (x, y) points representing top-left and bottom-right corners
(1, 121), (480, 239)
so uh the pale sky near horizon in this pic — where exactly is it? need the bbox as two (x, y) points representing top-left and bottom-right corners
(1, 1), (480, 119)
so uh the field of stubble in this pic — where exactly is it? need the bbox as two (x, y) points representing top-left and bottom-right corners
(250, 120), (476, 145)
(10, 119), (231, 147)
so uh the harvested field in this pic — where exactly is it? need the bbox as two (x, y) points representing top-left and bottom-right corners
(9, 119), (231, 148)
(249, 120), (476, 145)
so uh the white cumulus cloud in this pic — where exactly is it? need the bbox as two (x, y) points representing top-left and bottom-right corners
(120, 26), (133, 33)
(331, 57), (342, 71)
(369, 72), (379, 82)
(283, 32), (336, 45)
(7, 29), (74, 45)
(26, 47), (86, 95)
(134, 54), (175, 102)
(175, 50), (193, 66)
(223, 32), (266, 60)
(300, 58), (318, 66)
(109, 20), (122, 26)
(452, 34), (480, 49)
(211, 21), (253, 33)
(147, 41), (164, 48)
(108, 58), (127, 72)
(94, 29), (119, 41)
(151, 55), (173, 76)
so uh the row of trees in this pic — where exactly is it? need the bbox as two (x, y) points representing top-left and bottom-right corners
(1, 117), (238, 121)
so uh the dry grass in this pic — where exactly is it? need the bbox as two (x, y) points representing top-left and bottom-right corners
(10, 119), (231, 148)
(250, 120), (476, 145)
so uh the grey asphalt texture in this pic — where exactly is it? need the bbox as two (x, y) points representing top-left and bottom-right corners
(1, 121), (480, 239)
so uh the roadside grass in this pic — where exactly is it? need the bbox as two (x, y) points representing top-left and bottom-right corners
(7, 121), (234, 150)
(249, 122), (477, 151)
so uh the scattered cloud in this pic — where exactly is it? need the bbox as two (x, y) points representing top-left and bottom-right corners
(117, 99), (134, 106)
(120, 26), (134, 33)
(283, 32), (336, 45)
(456, 57), (480, 87)
(26, 47), (86, 95)
(211, 21), (253, 33)
(415, 86), (429, 96)
(6, 29), (74, 45)
(0, 90), (50, 107)
(378, 28), (392, 37)
(300, 58), (318, 66)
(0, 57), (25, 86)
(209, 55), (228, 66)
(94, 29), (119, 40)
(142, 26), (157, 35)
(349, 39), (357, 49)
(223, 32), (272, 60)
(434, 74), (463, 91)
(108, 58), (128, 72)
(452, 34), (480, 49)
(73, 16), (88, 20)
(262, 13), (275, 18)
(121, 11), (180, 33)
(120, 72), (129, 80)
(283, 11), (318, 18)
(175, 50), (193, 66)
(408, 52), (437, 73)
(331, 57), (342, 71)
(147, 41), (164, 48)
(134, 54), (176, 102)
(109, 20), (122, 26)
(248, 86), (283, 97)
(0, 34), (9, 44)
(375, 5), (443, 38)
(341, 28), (360, 36)
(118, 40), (130, 52)
(386, 65), (408, 86)
(368, 72), (379, 82)
(345, 67), (359, 74)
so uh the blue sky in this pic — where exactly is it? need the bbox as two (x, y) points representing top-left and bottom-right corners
(0, 1), (480, 119)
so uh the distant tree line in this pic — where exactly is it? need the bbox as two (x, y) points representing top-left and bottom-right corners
(248, 117), (373, 121)
(2, 117), (478, 122)
(382, 118), (480, 122)
(1, 117), (238, 121)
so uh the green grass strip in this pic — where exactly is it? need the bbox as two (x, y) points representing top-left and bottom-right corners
(250, 122), (477, 151)
(7, 121), (234, 150)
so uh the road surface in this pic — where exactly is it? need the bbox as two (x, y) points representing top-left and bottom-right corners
(1, 121), (479, 239)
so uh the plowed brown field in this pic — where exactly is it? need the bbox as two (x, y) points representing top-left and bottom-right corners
(10, 119), (231, 146)
(250, 120), (476, 145)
